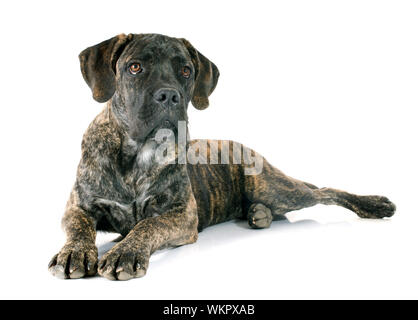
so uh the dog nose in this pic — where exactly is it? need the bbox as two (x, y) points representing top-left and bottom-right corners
(154, 88), (180, 107)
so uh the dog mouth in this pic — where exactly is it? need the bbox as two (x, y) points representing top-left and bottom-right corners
(161, 119), (177, 130)
(155, 118), (179, 133)
(143, 118), (179, 141)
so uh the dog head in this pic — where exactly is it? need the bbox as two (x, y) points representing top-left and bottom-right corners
(79, 33), (219, 142)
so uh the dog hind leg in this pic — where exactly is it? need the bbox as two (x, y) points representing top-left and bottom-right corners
(243, 158), (395, 222)
(313, 187), (396, 219)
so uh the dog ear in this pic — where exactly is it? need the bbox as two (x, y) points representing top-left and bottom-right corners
(180, 39), (220, 110)
(79, 34), (133, 103)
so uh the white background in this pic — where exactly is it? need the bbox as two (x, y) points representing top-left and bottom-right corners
(0, 0), (417, 299)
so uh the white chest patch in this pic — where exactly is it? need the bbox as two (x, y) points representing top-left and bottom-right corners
(137, 140), (158, 168)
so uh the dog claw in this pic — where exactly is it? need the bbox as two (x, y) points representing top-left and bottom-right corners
(106, 266), (113, 274)
(116, 266), (124, 273)
(50, 265), (66, 279)
(117, 270), (133, 281)
(48, 254), (58, 269)
(115, 265), (135, 280)
(86, 262), (94, 271)
(135, 268), (146, 278)
(100, 266), (116, 280)
(69, 268), (85, 279)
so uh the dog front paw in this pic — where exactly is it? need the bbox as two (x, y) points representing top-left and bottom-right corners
(48, 242), (98, 279)
(98, 243), (150, 281)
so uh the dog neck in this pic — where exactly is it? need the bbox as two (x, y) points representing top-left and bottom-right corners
(105, 101), (190, 174)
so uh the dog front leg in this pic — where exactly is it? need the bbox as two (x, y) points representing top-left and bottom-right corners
(98, 197), (198, 281)
(48, 206), (98, 279)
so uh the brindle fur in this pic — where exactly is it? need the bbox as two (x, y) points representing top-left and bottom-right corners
(49, 33), (396, 280)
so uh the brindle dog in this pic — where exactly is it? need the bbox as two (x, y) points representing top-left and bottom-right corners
(48, 33), (396, 280)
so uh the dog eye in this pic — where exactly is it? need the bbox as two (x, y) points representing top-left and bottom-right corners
(181, 66), (191, 79)
(129, 63), (143, 75)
